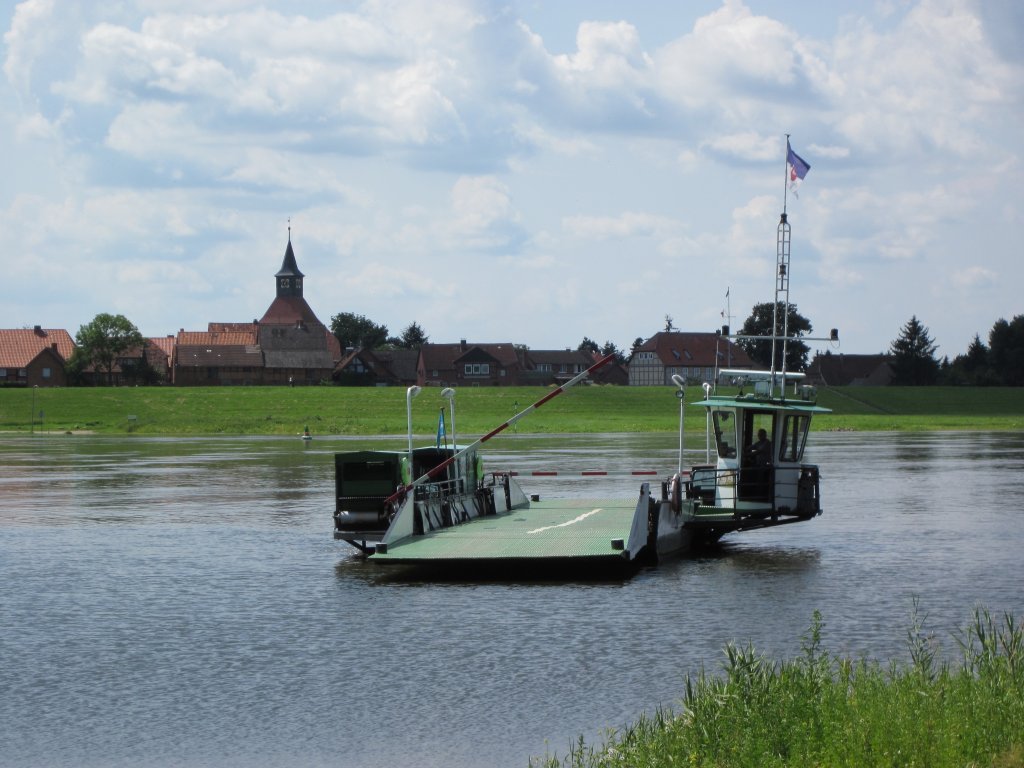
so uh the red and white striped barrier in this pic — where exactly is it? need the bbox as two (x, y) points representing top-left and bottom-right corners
(498, 469), (669, 477)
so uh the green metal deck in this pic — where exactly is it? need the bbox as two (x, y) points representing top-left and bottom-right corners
(370, 497), (641, 565)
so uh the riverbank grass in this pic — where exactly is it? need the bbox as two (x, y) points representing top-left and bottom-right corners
(3, 385), (1024, 434)
(534, 607), (1024, 768)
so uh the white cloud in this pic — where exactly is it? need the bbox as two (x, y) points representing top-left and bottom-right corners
(653, 0), (813, 112)
(445, 175), (527, 252)
(828, 0), (1015, 155)
(2, 0), (55, 91)
(951, 265), (996, 288)
(563, 211), (680, 241)
(702, 132), (780, 163)
(0, 0), (1020, 357)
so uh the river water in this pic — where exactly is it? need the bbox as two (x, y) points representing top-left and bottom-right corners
(2, 430), (1023, 767)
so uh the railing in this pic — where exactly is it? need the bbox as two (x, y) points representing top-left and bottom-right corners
(685, 464), (821, 516)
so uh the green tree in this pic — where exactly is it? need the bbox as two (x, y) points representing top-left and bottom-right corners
(330, 312), (389, 351)
(397, 321), (428, 350)
(630, 337), (644, 358)
(601, 340), (627, 365)
(945, 333), (990, 385)
(737, 302), (812, 372)
(988, 315), (1024, 386)
(74, 313), (145, 386)
(890, 315), (939, 385)
(577, 337), (600, 354)
(121, 343), (162, 386)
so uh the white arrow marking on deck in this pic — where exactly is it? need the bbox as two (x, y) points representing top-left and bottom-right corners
(527, 508), (603, 534)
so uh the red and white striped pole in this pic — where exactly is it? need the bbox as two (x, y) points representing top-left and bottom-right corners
(386, 353), (616, 503)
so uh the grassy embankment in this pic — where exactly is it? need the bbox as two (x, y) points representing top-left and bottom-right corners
(1, 385), (1023, 435)
(533, 607), (1024, 768)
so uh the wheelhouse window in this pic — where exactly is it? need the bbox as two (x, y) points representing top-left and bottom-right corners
(712, 410), (738, 459)
(779, 414), (811, 463)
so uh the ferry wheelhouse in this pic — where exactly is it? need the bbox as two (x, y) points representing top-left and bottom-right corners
(666, 375), (830, 546)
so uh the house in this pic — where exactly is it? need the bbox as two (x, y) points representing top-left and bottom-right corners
(171, 234), (341, 385)
(628, 331), (755, 386)
(415, 343), (625, 387)
(0, 326), (75, 387)
(335, 347), (419, 386)
(587, 353), (629, 385)
(515, 348), (591, 385)
(418, 341), (526, 386)
(79, 336), (176, 386)
(173, 330), (264, 386)
(805, 352), (894, 386)
(146, 336), (175, 382)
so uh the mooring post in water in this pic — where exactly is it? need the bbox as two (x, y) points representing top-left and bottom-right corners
(672, 374), (686, 475)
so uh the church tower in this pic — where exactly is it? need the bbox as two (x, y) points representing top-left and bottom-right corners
(275, 228), (304, 298)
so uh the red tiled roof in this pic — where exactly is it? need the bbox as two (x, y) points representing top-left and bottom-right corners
(259, 296), (325, 327)
(324, 328), (341, 362)
(635, 332), (754, 368)
(176, 330), (257, 346)
(175, 344), (263, 367)
(420, 342), (522, 370)
(148, 336), (175, 359)
(0, 328), (75, 368)
(209, 322), (258, 334)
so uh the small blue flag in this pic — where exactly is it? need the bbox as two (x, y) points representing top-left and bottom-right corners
(436, 407), (446, 448)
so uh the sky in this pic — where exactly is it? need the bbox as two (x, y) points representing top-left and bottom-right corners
(2, 0), (1021, 361)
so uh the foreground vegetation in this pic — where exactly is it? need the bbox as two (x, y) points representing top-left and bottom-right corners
(533, 606), (1024, 768)
(2, 385), (1023, 435)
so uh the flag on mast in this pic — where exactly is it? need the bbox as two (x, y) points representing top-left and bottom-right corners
(436, 407), (446, 448)
(787, 139), (810, 197)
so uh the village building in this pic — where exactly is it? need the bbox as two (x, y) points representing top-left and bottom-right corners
(627, 331), (755, 386)
(78, 335), (176, 386)
(334, 347), (420, 386)
(413, 342), (617, 387)
(805, 352), (894, 386)
(0, 326), (75, 387)
(418, 341), (525, 386)
(172, 235), (341, 385)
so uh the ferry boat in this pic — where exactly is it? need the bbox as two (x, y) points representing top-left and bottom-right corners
(332, 378), (829, 570)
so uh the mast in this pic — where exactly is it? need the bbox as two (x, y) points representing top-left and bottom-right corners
(722, 135), (834, 393)
(772, 212), (792, 399)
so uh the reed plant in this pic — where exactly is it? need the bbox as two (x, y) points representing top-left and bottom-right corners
(533, 604), (1024, 768)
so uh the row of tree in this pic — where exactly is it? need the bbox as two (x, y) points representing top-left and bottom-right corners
(330, 313), (428, 351)
(904, 315), (1024, 387)
(731, 306), (1024, 387)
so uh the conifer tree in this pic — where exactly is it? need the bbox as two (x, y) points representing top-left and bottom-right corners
(889, 315), (939, 385)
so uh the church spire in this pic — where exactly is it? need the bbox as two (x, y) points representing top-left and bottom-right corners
(274, 222), (304, 298)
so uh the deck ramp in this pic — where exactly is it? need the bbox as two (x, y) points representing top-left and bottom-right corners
(370, 497), (643, 564)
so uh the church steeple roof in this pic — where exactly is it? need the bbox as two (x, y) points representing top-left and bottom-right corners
(275, 229), (304, 279)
